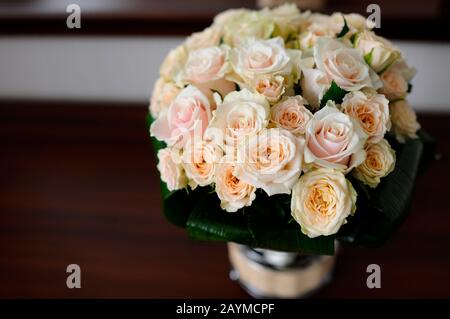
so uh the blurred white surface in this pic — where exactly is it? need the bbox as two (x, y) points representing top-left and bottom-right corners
(0, 36), (449, 111)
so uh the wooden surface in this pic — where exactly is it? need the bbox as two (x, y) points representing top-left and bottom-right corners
(0, 101), (449, 298)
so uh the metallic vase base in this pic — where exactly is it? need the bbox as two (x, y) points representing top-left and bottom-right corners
(228, 243), (336, 299)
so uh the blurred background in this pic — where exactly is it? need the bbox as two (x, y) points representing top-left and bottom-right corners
(1, 0), (449, 298)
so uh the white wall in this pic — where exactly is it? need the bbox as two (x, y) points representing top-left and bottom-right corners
(1, 36), (450, 111)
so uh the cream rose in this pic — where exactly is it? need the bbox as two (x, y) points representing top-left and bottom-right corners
(314, 37), (381, 91)
(235, 128), (304, 196)
(355, 30), (401, 73)
(222, 11), (274, 47)
(390, 99), (420, 143)
(157, 147), (187, 191)
(184, 25), (223, 52)
(149, 78), (181, 118)
(230, 37), (294, 85)
(341, 90), (391, 144)
(304, 104), (367, 172)
(207, 89), (270, 153)
(182, 139), (223, 189)
(291, 168), (357, 238)
(354, 139), (396, 188)
(253, 74), (285, 104)
(160, 45), (188, 84)
(150, 85), (212, 147)
(263, 3), (303, 40)
(213, 8), (249, 27)
(270, 96), (313, 136)
(215, 158), (256, 212)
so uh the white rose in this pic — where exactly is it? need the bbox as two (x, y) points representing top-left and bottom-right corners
(304, 104), (367, 172)
(157, 147), (187, 191)
(270, 95), (313, 136)
(355, 30), (401, 73)
(253, 74), (285, 104)
(341, 90), (391, 144)
(207, 89), (270, 153)
(182, 138), (223, 189)
(222, 11), (274, 47)
(354, 139), (396, 188)
(390, 100), (420, 143)
(230, 37), (294, 85)
(150, 85), (212, 147)
(184, 25), (223, 52)
(160, 45), (188, 84)
(149, 78), (181, 118)
(291, 168), (357, 238)
(314, 37), (381, 91)
(215, 157), (256, 212)
(235, 128), (304, 196)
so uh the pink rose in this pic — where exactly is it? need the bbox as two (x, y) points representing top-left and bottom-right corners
(304, 104), (367, 172)
(150, 85), (212, 147)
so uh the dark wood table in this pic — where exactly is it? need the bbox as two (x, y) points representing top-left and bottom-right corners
(0, 101), (449, 298)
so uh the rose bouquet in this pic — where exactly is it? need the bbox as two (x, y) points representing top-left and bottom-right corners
(148, 4), (434, 255)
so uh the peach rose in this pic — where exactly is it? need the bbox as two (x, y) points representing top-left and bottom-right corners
(235, 128), (304, 196)
(253, 75), (285, 104)
(157, 147), (187, 191)
(150, 85), (212, 147)
(149, 78), (181, 118)
(341, 90), (391, 144)
(299, 13), (341, 50)
(379, 67), (407, 101)
(184, 25), (223, 52)
(270, 96), (313, 136)
(215, 158), (256, 212)
(160, 45), (188, 84)
(182, 139), (223, 189)
(291, 168), (357, 238)
(390, 100), (420, 143)
(304, 103), (367, 172)
(354, 139), (396, 188)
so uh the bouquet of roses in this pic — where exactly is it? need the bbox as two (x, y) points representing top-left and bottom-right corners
(148, 4), (434, 254)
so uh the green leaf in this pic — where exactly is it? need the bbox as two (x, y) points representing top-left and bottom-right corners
(336, 16), (349, 38)
(185, 191), (335, 254)
(364, 49), (374, 65)
(338, 134), (425, 246)
(320, 81), (348, 108)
